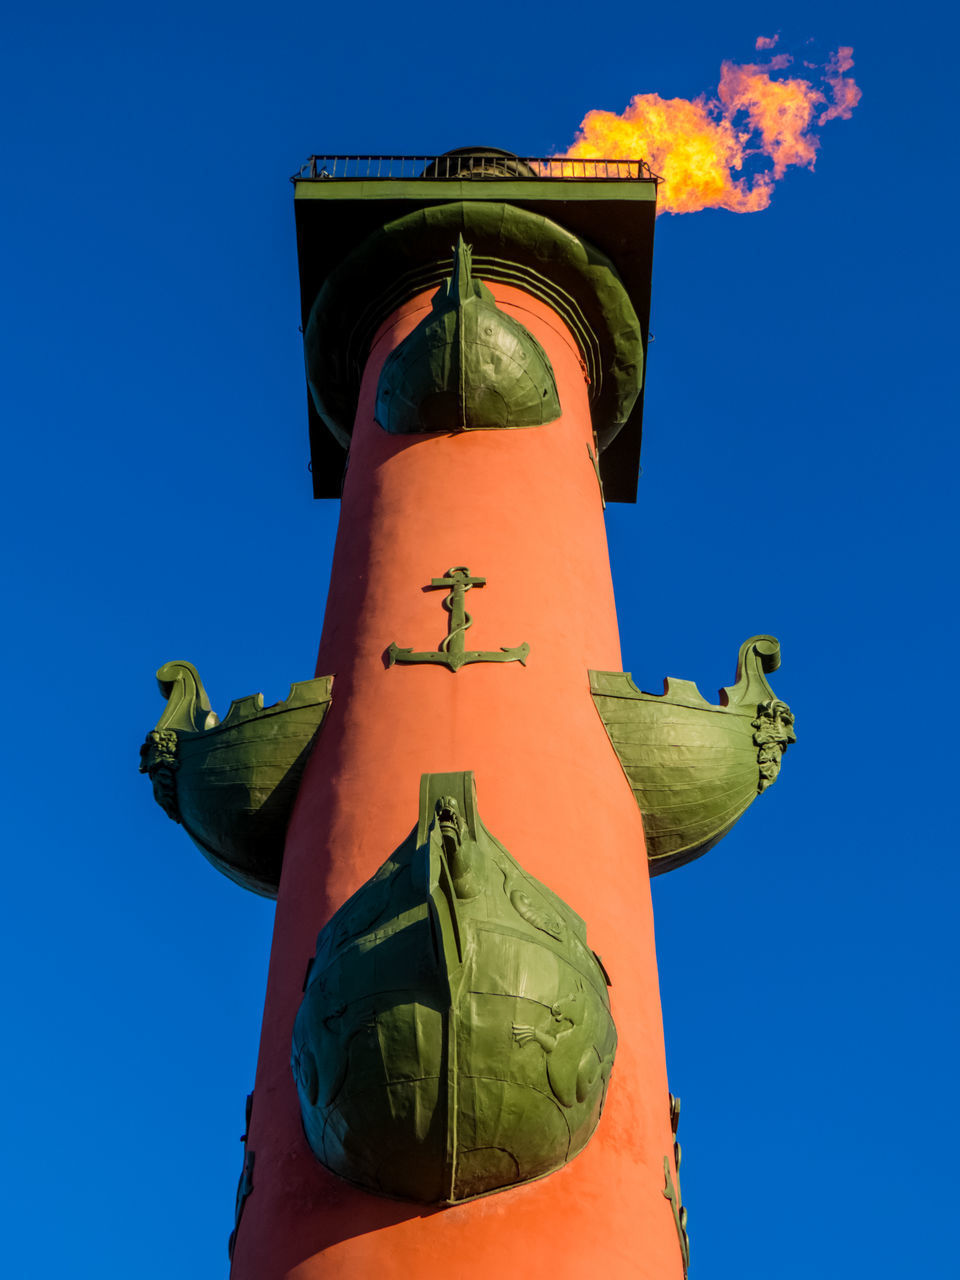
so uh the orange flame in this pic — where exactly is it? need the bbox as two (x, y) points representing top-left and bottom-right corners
(819, 47), (862, 124)
(560, 43), (860, 214)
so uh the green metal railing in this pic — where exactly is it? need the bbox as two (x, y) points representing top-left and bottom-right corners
(293, 154), (659, 182)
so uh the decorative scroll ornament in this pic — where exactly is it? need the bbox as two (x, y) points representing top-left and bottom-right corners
(388, 565), (529, 672)
(664, 1093), (690, 1276)
(375, 235), (561, 434)
(590, 636), (796, 875)
(139, 661), (334, 897)
(292, 771), (616, 1204)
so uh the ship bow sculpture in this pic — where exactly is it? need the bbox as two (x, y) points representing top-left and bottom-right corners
(292, 772), (616, 1204)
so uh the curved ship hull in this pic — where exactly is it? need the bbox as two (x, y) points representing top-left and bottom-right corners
(292, 772), (617, 1203)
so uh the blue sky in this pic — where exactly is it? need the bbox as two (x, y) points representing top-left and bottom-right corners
(2, 2), (956, 1276)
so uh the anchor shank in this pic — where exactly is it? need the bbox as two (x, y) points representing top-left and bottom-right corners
(447, 583), (467, 653)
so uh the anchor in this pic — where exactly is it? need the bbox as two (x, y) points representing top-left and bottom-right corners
(387, 566), (530, 673)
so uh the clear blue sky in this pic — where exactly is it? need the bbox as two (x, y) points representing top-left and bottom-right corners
(2, 3), (956, 1276)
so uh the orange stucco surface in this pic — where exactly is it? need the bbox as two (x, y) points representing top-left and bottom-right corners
(230, 285), (684, 1279)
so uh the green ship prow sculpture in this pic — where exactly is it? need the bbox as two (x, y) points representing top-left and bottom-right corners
(375, 236), (561, 434)
(139, 637), (794, 897)
(292, 771), (617, 1204)
(139, 660), (333, 896)
(591, 635), (795, 875)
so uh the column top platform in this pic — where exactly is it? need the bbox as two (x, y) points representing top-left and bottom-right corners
(293, 149), (658, 502)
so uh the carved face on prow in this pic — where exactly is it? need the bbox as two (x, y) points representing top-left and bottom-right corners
(772, 701), (797, 745)
(435, 796), (464, 856)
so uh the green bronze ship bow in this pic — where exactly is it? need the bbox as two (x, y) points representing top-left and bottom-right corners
(376, 237), (561, 434)
(139, 660), (333, 896)
(292, 772), (616, 1203)
(591, 635), (795, 875)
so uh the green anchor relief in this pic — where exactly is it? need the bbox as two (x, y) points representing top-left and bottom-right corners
(291, 771), (617, 1204)
(388, 566), (529, 672)
(375, 236), (561, 434)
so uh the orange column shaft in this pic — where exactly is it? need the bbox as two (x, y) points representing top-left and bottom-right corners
(231, 284), (684, 1280)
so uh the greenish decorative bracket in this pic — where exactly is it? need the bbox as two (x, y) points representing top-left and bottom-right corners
(139, 661), (333, 897)
(388, 566), (529, 672)
(590, 636), (795, 876)
(670, 1091), (683, 1190)
(662, 1157), (690, 1276)
(228, 1092), (255, 1262)
(664, 1093), (690, 1275)
(586, 441), (606, 508)
(292, 771), (616, 1204)
(376, 236), (561, 433)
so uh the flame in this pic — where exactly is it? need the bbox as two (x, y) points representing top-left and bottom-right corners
(560, 42), (860, 214)
(819, 47), (862, 124)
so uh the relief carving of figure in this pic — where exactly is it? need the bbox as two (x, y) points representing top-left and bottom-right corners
(512, 979), (616, 1109)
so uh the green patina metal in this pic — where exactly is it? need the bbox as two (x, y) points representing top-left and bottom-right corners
(590, 636), (795, 876)
(291, 771), (616, 1204)
(296, 179), (656, 202)
(586, 441), (606, 508)
(388, 565), (529, 672)
(662, 1156), (691, 1276)
(139, 661), (333, 897)
(304, 201), (643, 458)
(376, 236), (560, 433)
(228, 1093), (255, 1261)
(665, 1093), (690, 1274)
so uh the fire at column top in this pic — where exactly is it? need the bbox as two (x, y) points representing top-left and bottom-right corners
(293, 146), (658, 502)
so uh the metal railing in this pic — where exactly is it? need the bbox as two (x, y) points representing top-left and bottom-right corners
(293, 154), (659, 182)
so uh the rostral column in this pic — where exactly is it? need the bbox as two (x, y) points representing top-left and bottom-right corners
(140, 147), (795, 1280)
